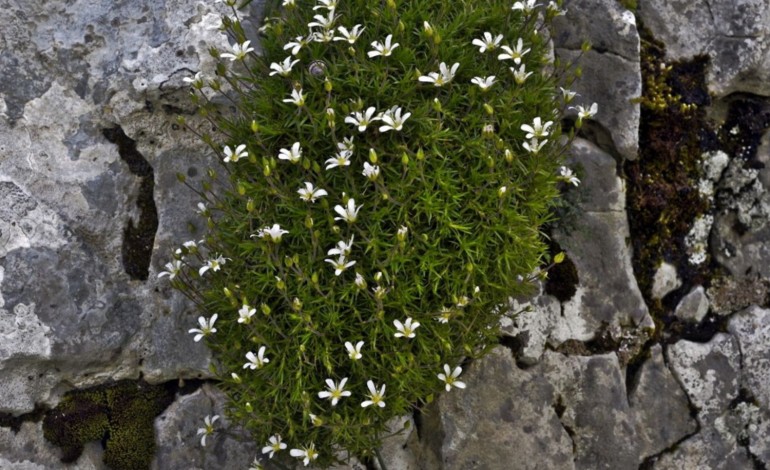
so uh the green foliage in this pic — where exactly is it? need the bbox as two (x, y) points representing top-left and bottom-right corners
(169, 0), (586, 466)
(42, 381), (175, 470)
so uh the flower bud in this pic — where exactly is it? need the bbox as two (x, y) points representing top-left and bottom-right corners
(231, 372), (242, 384)
(401, 152), (409, 165)
(423, 21), (433, 36)
(224, 287), (234, 298)
(498, 186), (507, 197)
(263, 165), (271, 177)
(386, 0), (396, 9)
(292, 297), (303, 311)
(483, 103), (494, 115)
(369, 148), (378, 163)
(397, 225), (408, 242)
(432, 98), (442, 112)
(374, 271), (383, 282)
(246, 198), (255, 212)
(261, 303), (271, 315)
(251, 120), (259, 133)
(416, 148), (425, 160)
(275, 277), (285, 290)
(398, 20), (405, 33)
(305, 216), (314, 229)
(505, 149), (514, 163)
(245, 402), (253, 413)
(237, 181), (246, 195)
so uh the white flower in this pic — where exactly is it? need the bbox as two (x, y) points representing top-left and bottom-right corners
(196, 202), (208, 216)
(334, 199), (362, 223)
(318, 377), (351, 406)
(253, 224), (289, 242)
(158, 260), (183, 280)
(354, 272), (367, 288)
(456, 296), (471, 307)
(223, 144), (248, 163)
(345, 107), (379, 132)
(196, 415), (219, 447)
(368, 34), (399, 58)
(470, 76), (497, 91)
(220, 41), (254, 61)
(361, 380), (386, 408)
(298, 182), (329, 202)
(249, 457), (265, 470)
(262, 434), (287, 459)
(393, 317), (420, 338)
(183, 240), (201, 252)
(438, 364), (466, 391)
(397, 225), (408, 241)
(423, 21), (434, 35)
(559, 166), (581, 186)
(418, 62), (460, 87)
(313, 0), (337, 10)
(284, 36), (307, 55)
(290, 443), (319, 466)
(373, 285), (387, 299)
(521, 117), (553, 139)
(183, 71), (204, 87)
(327, 235), (354, 256)
(325, 255), (356, 276)
(560, 87), (578, 103)
(334, 24), (365, 44)
(199, 255), (228, 276)
(338, 136), (355, 152)
(362, 161), (380, 180)
(238, 304), (256, 324)
(435, 307), (453, 324)
(510, 64), (533, 84)
(278, 142), (303, 162)
(523, 138), (548, 155)
(325, 150), (352, 169)
(472, 32), (503, 53)
(244, 346), (270, 370)
(308, 11), (336, 29)
(188, 314), (218, 342)
(378, 106), (411, 132)
(283, 88), (306, 106)
(498, 38), (530, 65)
(269, 56), (299, 77)
(282, 0), (295, 6)
(547, 1), (567, 16)
(345, 340), (364, 360)
(311, 28), (335, 43)
(571, 103), (599, 123)
(512, 0), (541, 12)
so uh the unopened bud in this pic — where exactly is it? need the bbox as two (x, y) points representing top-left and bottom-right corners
(261, 303), (271, 315)
(498, 186), (507, 197)
(247, 198), (255, 212)
(251, 120), (259, 133)
(324, 78), (333, 92)
(401, 152), (409, 165)
(483, 103), (494, 115)
(416, 148), (425, 160)
(505, 149), (514, 162)
(369, 148), (378, 163)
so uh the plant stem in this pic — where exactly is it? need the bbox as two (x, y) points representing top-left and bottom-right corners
(375, 448), (388, 470)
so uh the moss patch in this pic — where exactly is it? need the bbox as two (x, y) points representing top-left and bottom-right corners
(625, 26), (716, 326)
(42, 380), (175, 470)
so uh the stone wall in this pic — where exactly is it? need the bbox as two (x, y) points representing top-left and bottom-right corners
(1, 0), (769, 469)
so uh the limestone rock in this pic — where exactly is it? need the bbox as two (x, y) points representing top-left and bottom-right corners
(552, 0), (641, 160)
(152, 384), (257, 470)
(437, 347), (575, 470)
(500, 293), (561, 365)
(564, 138), (625, 213)
(543, 351), (640, 469)
(728, 306), (770, 409)
(674, 286), (710, 323)
(0, 420), (105, 469)
(628, 345), (698, 458)
(651, 262), (681, 300)
(651, 423), (752, 470)
(639, 0), (770, 97)
(666, 334), (741, 424)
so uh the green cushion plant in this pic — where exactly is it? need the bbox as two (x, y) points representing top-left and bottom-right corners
(164, 0), (593, 467)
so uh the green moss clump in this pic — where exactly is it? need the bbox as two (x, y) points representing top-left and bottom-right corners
(42, 381), (175, 470)
(625, 26), (715, 320)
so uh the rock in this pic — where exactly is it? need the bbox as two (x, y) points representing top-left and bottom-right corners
(373, 416), (419, 470)
(437, 347), (575, 470)
(543, 351), (640, 469)
(564, 138), (625, 213)
(728, 306), (770, 409)
(500, 293), (561, 365)
(651, 262), (681, 300)
(0, 420), (105, 469)
(666, 334), (741, 425)
(553, 210), (652, 344)
(629, 345), (698, 458)
(674, 286), (710, 323)
(706, 276), (770, 316)
(737, 402), (770, 467)
(152, 384), (257, 470)
(552, 0), (641, 161)
(639, 0), (770, 97)
(651, 423), (753, 470)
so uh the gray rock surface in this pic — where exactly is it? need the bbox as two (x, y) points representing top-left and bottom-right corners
(437, 347), (575, 470)
(553, 0), (641, 160)
(639, 0), (770, 97)
(728, 306), (770, 409)
(629, 345), (698, 459)
(500, 290), (561, 365)
(651, 262), (681, 300)
(674, 286), (710, 323)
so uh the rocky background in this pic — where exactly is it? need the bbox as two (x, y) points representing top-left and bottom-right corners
(1, 0), (769, 469)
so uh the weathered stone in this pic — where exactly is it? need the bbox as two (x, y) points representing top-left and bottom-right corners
(639, 0), (770, 97)
(437, 347), (574, 470)
(373, 416), (419, 470)
(553, 0), (641, 160)
(564, 138), (625, 213)
(152, 384), (257, 470)
(553, 210), (652, 343)
(651, 262), (681, 300)
(629, 345), (698, 458)
(674, 286), (710, 323)
(666, 334), (741, 425)
(707, 276), (770, 316)
(651, 422), (753, 470)
(728, 306), (770, 409)
(0, 420), (105, 469)
(737, 402), (770, 467)
(500, 293), (561, 365)
(543, 351), (640, 469)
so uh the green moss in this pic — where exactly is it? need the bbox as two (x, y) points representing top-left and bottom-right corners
(42, 380), (175, 470)
(625, 25), (715, 325)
